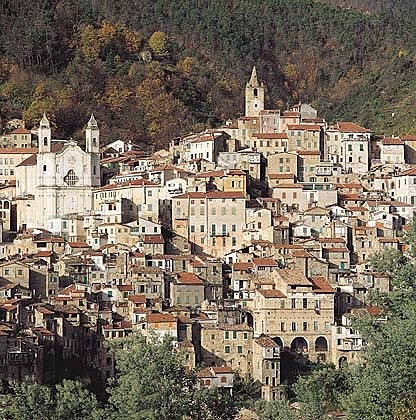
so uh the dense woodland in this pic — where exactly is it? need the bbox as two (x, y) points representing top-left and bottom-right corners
(1, 1), (416, 148)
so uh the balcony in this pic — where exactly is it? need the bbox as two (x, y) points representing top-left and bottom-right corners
(210, 232), (229, 237)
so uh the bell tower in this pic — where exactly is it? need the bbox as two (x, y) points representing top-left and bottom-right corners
(245, 66), (264, 117)
(38, 113), (51, 153)
(85, 113), (99, 153)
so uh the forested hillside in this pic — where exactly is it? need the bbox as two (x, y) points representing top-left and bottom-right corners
(1, 0), (416, 148)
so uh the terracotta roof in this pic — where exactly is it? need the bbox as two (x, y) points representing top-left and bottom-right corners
(257, 289), (286, 298)
(128, 294), (146, 304)
(147, 312), (177, 323)
(212, 366), (234, 374)
(337, 122), (371, 133)
(252, 258), (278, 267)
(382, 137), (404, 146)
(16, 154), (37, 166)
(310, 276), (335, 293)
(11, 128), (31, 134)
(176, 272), (204, 285)
(35, 250), (53, 257)
(233, 262), (253, 271)
(255, 335), (279, 348)
(277, 269), (312, 286)
(287, 124), (321, 131)
(68, 241), (89, 248)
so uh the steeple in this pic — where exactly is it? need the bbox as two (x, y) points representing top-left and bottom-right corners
(87, 113), (98, 128)
(247, 66), (259, 87)
(38, 113), (51, 153)
(245, 66), (264, 117)
(40, 113), (50, 128)
(85, 113), (99, 153)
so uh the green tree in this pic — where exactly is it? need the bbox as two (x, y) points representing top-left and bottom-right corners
(344, 219), (416, 419)
(255, 398), (298, 420)
(54, 380), (102, 420)
(5, 378), (54, 420)
(106, 333), (195, 420)
(148, 31), (169, 57)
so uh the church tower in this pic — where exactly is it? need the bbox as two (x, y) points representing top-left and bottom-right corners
(38, 113), (51, 153)
(85, 113), (100, 153)
(245, 66), (264, 117)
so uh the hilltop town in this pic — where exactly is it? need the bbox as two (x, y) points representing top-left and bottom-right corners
(0, 67), (409, 400)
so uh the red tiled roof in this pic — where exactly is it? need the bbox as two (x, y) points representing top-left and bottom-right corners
(287, 124), (321, 131)
(252, 258), (278, 267)
(68, 241), (89, 248)
(382, 137), (404, 146)
(310, 276), (335, 294)
(11, 128), (31, 134)
(337, 122), (371, 133)
(257, 289), (286, 298)
(147, 312), (177, 323)
(128, 294), (146, 304)
(176, 272), (204, 285)
(233, 262), (253, 271)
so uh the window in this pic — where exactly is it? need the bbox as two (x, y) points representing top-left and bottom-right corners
(64, 169), (79, 186)
(224, 331), (230, 339)
(190, 225), (195, 233)
(291, 299), (296, 309)
(200, 225), (205, 232)
(314, 321), (319, 331)
(237, 345), (243, 354)
(224, 345), (231, 354)
(303, 322), (308, 331)
(232, 331), (237, 339)
(291, 322), (296, 331)
(303, 298), (307, 309)
(243, 332), (248, 340)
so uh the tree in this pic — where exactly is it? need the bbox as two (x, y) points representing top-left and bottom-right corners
(344, 219), (416, 419)
(106, 333), (195, 420)
(148, 31), (169, 57)
(5, 378), (54, 420)
(255, 398), (298, 420)
(54, 380), (102, 420)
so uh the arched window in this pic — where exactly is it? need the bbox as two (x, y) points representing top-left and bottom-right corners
(64, 169), (79, 186)
(93, 137), (97, 146)
(43, 165), (47, 172)
(315, 336), (329, 352)
(3, 201), (9, 210)
(43, 137), (48, 146)
(253, 88), (258, 97)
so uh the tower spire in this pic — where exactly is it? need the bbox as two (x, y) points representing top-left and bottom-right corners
(88, 113), (98, 128)
(247, 66), (259, 87)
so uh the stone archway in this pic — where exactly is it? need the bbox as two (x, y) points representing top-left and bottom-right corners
(291, 337), (308, 353)
(272, 337), (284, 348)
(315, 336), (329, 352)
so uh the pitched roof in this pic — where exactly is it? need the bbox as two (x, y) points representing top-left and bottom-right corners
(337, 122), (371, 133)
(176, 272), (204, 285)
(310, 276), (335, 294)
(257, 289), (286, 298)
(147, 312), (177, 323)
(277, 269), (312, 286)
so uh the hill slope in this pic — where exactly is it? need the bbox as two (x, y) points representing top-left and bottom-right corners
(1, 0), (416, 146)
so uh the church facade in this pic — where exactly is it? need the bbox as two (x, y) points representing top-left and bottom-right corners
(17, 114), (101, 229)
